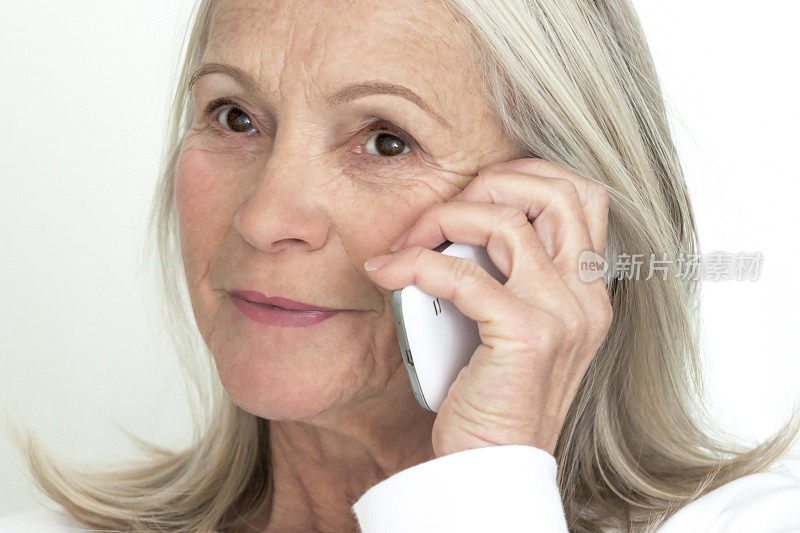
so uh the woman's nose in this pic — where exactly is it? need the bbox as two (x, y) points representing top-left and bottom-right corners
(232, 168), (331, 254)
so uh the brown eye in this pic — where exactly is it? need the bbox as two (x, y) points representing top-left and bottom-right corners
(218, 106), (257, 135)
(365, 131), (411, 157)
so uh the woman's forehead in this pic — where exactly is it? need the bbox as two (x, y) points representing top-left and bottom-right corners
(200, 0), (480, 132)
(204, 0), (472, 93)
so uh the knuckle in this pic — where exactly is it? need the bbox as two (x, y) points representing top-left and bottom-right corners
(449, 257), (480, 284)
(587, 183), (610, 216)
(561, 303), (587, 336)
(497, 205), (529, 229)
(422, 202), (447, 224)
(587, 294), (614, 334)
(472, 170), (503, 200)
(430, 201), (451, 216)
(407, 245), (428, 263)
(473, 169), (495, 187)
(513, 157), (551, 175)
(521, 311), (562, 352)
(456, 172), (488, 201)
(596, 296), (614, 330)
(481, 160), (513, 174)
(591, 181), (610, 206)
(553, 177), (580, 201)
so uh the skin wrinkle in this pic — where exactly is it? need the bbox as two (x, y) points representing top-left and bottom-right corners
(174, 0), (524, 530)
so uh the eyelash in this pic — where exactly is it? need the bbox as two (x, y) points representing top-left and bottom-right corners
(201, 98), (419, 163)
(204, 98), (258, 136)
(359, 120), (416, 159)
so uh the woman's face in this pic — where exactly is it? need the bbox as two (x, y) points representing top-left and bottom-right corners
(175, 0), (521, 420)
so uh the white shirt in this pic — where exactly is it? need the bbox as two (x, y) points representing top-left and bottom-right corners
(2, 445), (799, 532)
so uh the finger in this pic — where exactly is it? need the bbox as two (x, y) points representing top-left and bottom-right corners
(376, 200), (576, 309)
(423, 170), (596, 291)
(475, 158), (610, 256)
(363, 245), (549, 351)
(485, 160), (613, 333)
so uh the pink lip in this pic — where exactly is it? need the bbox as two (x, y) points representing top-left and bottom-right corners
(228, 290), (340, 311)
(228, 290), (344, 327)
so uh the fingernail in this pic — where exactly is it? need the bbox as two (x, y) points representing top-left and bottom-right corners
(364, 254), (394, 271)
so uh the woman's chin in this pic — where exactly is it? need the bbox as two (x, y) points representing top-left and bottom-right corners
(213, 353), (342, 420)
(223, 378), (334, 420)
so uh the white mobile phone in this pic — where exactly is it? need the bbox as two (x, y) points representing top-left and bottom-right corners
(391, 240), (509, 412)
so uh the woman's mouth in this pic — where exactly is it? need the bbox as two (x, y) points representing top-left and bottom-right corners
(228, 290), (344, 327)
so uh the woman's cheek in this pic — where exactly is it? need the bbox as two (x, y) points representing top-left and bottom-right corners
(173, 143), (238, 282)
(339, 156), (445, 199)
(175, 146), (219, 235)
(335, 161), (465, 259)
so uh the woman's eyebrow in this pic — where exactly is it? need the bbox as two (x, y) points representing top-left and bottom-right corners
(188, 62), (451, 128)
(328, 81), (451, 128)
(189, 62), (260, 95)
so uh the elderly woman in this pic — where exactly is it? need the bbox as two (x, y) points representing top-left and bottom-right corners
(3, 0), (800, 532)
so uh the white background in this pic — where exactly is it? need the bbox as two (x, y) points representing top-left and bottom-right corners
(1, 0), (798, 516)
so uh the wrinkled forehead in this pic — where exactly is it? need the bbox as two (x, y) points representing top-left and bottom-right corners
(203, 0), (474, 113)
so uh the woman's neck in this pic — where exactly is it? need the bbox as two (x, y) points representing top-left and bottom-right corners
(262, 367), (437, 532)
